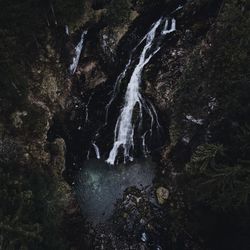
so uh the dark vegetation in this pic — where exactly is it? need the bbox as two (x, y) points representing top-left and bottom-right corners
(0, 162), (66, 249)
(0, 0), (84, 114)
(0, 0), (82, 249)
(168, 0), (250, 249)
(104, 0), (132, 26)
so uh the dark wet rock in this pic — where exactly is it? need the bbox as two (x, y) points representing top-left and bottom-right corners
(78, 58), (107, 89)
(75, 159), (155, 224)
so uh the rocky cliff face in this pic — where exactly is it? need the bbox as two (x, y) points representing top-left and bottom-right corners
(0, 17), (71, 250)
(0, 0), (85, 248)
(145, 1), (250, 250)
(0, 0), (146, 248)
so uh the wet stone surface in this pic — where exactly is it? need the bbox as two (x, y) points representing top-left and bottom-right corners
(75, 158), (156, 224)
(74, 158), (169, 249)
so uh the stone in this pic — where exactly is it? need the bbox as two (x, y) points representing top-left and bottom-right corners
(80, 59), (107, 89)
(11, 111), (28, 128)
(156, 187), (169, 205)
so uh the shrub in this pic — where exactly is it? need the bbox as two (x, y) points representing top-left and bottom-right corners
(186, 144), (250, 210)
(104, 0), (132, 26)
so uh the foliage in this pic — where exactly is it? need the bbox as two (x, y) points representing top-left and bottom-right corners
(186, 144), (250, 210)
(52, 0), (85, 25)
(173, 0), (250, 123)
(92, 0), (112, 9)
(186, 144), (224, 174)
(168, 1), (250, 248)
(0, 161), (67, 249)
(0, 0), (85, 114)
(236, 124), (250, 159)
(104, 0), (132, 26)
(0, 2), (73, 248)
(0, 0), (47, 115)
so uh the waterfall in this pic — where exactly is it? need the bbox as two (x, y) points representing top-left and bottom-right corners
(104, 23), (158, 124)
(105, 57), (132, 124)
(172, 5), (183, 14)
(162, 18), (176, 35)
(65, 25), (69, 35)
(69, 31), (87, 75)
(78, 17), (176, 164)
(85, 93), (93, 123)
(92, 143), (101, 159)
(142, 131), (149, 156)
(106, 17), (177, 165)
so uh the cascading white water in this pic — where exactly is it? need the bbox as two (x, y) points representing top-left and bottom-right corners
(69, 31), (87, 74)
(106, 18), (177, 165)
(104, 23), (158, 124)
(106, 18), (171, 165)
(85, 93), (93, 123)
(80, 17), (176, 164)
(105, 57), (132, 124)
(65, 25), (69, 35)
(92, 143), (101, 159)
(162, 18), (176, 35)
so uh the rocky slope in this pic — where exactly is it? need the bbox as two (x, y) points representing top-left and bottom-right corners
(145, 1), (250, 250)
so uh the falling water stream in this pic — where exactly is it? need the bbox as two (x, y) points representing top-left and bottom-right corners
(80, 18), (177, 165)
(106, 17), (176, 164)
(69, 30), (88, 74)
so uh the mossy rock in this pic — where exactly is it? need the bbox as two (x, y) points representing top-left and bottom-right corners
(156, 186), (169, 205)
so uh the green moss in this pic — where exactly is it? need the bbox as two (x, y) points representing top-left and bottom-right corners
(53, 0), (85, 26)
(0, 66), (29, 113)
(23, 106), (48, 137)
(184, 143), (250, 210)
(0, 162), (67, 249)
